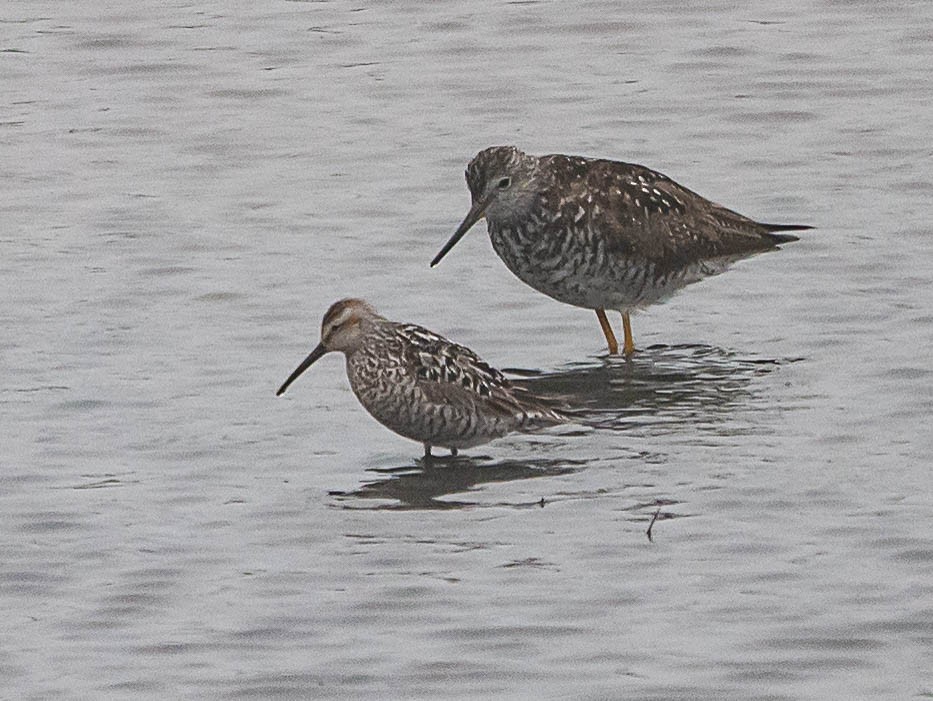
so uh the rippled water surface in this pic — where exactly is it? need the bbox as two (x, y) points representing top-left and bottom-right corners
(3, 1), (932, 698)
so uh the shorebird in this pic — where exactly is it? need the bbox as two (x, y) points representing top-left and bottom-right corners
(431, 146), (810, 355)
(276, 298), (566, 457)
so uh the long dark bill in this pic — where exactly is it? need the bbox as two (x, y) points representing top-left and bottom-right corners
(430, 198), (488, 267)
(276, 343), (327, 396)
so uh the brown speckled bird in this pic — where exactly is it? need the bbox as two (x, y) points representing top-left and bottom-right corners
(276, 298), (566, 457)
(431, 146), (811, 355)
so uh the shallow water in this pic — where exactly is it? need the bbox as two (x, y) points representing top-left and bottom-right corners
(3, 1), (933, 699)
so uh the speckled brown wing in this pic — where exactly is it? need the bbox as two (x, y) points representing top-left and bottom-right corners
(576, 158), (798, 273)
(398, 323), (565, 425)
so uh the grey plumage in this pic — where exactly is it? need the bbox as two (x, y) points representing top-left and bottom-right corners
(276, 298), (565, 456)
(432, 145), (811, 354)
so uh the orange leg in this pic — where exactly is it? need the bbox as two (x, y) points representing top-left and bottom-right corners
(595, 308), (619, 355)
(622, 312), (635, 356)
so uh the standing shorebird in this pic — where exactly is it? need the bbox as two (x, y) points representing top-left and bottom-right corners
(431, 146), (811, 356)
(276, 298), (566, 457)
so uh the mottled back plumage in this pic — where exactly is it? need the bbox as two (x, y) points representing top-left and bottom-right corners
(277, 298), (565, 456)
(466, 145), (807, 277)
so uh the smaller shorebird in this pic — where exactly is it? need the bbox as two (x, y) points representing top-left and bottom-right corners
(431, 146), (811, 355)
(276, 298), (566, 457)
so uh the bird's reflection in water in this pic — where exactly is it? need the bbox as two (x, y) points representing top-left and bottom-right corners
(331, 455), (584, 510)
(332, 344), (797, 511)
(333, 456), (682, 534)
(508, 343), (799, 431)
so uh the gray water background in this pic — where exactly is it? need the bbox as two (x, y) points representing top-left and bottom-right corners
(2, 1), (932, 698)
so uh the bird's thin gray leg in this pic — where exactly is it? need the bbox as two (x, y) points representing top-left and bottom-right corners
(450, 447), (459, 457)
(423, 443), (432, 458)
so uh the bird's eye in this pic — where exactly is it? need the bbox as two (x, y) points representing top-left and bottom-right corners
(497, 177), (511, 190)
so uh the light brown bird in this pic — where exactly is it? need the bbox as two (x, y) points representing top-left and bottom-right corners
(277, 298), (566, 457)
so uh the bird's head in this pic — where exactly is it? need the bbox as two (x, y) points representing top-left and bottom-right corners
(276, 298), (381, 396)
(431, 146), (538, 267)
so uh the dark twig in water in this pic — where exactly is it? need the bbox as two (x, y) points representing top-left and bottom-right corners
(646, 506), (661, 542)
